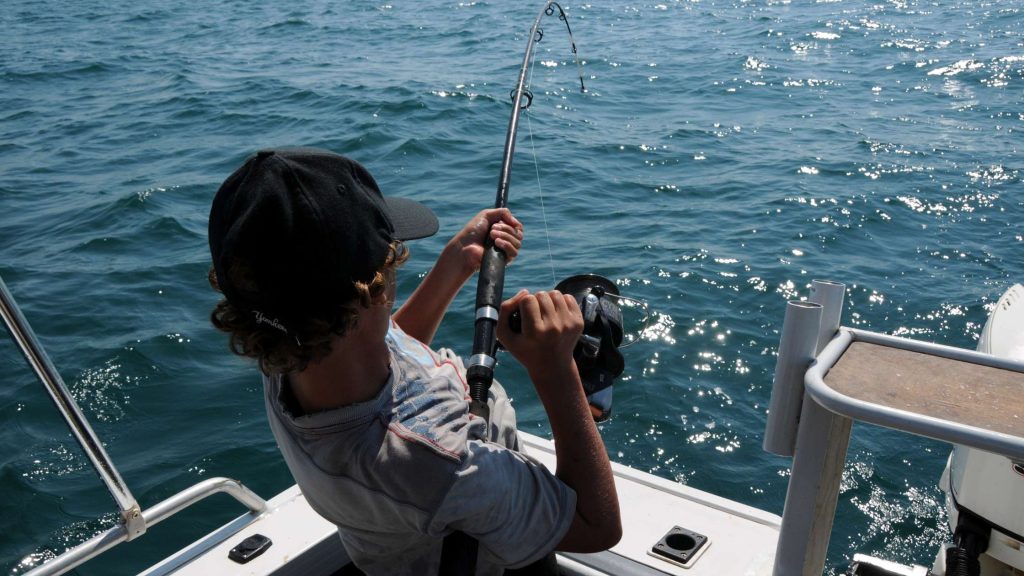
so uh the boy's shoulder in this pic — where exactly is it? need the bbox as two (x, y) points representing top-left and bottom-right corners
(386, 323), (482, 463)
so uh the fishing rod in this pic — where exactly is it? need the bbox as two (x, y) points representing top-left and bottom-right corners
(439, 6), (586, 575)
(466, 1), (585, 420)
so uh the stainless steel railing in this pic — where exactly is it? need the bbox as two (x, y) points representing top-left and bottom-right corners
(1, 275), (268, 576)
(24, 477), (267, 576)
(0, 275), (145, 534)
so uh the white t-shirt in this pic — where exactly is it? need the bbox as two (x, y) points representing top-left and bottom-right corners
(263, 321), (576, 575)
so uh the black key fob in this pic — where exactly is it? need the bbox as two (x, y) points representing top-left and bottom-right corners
(228, 533), (272, 564)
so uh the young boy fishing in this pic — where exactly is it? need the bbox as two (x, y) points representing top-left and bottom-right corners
(207, 147), (619, 575)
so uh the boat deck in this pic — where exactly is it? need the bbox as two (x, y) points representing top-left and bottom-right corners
(527, 434), (780, 575)
(142, 433), (781, 576)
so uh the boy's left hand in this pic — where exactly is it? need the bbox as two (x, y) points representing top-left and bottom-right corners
(448, 208), (524, 275)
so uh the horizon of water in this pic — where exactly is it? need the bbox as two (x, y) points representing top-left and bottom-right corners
(1, 1), (1021, 574)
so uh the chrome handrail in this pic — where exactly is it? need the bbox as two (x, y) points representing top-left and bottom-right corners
(0, 276), (144, 534)
(1, 275), (269, 575)
(23, 477), (268, 576)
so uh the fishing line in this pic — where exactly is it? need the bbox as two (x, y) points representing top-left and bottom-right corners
(466, 0), (586, 423)
(605, 293), (652, 348)
(524, 3), (584, 286)
(524, 50), (559, 286)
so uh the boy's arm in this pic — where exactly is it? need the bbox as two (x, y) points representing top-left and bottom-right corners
(497, 291), (622, 552)
(393, 208), (522, 345)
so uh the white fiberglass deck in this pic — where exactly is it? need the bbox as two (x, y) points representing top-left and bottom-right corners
(144, 432), (780, 576)
(526, 434), (780, 576)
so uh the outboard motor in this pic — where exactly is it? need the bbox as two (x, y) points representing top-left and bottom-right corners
(940, 447), (1024, 575)
(937, 283), (1024, 576)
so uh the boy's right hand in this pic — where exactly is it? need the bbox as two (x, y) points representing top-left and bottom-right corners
(498, 289), (623, 552)
(497, 289), (584, 377)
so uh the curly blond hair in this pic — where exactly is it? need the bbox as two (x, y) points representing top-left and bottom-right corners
(209, 241), (409, 374)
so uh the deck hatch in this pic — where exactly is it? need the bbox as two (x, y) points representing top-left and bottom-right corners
(649, 526), (709, 568)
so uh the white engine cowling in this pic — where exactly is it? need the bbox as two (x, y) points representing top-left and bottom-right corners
(939, 284), (1024, 574)
(940, 447), (1024, 572)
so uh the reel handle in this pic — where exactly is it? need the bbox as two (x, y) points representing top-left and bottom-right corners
(505, 288), (600, 334)
(508, 309), (523, 333)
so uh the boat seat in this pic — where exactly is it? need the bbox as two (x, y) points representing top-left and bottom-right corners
(824, 341), (1024, 439)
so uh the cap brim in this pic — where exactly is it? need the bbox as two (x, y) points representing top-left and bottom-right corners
(384, 197), (439, 241)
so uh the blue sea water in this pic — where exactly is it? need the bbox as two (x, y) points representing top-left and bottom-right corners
(1, 0), (1021, 574)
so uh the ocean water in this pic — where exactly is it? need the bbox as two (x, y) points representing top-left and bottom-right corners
(1, 0), (1020, 574)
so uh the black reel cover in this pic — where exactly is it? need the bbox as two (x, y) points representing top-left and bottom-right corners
(554, 274), (626, 421)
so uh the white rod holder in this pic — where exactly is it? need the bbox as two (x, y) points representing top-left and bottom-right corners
(771, 282), (848, 576)
(774, 399), (853, 576)
(809, 280), (845, 354)
(763, 300), (823, 457)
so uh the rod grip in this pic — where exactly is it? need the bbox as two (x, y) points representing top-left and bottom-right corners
(475, 244), (508, 312)
(468, 243), (507, 411)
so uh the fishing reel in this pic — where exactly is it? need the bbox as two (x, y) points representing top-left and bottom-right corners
(509, 274), (638, 422)
(556, 274), (625, 422)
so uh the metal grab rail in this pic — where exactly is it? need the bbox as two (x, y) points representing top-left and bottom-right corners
(0, 275), (269, 575)
(24, 477), (268, 576)
(0, 276), (144, 534)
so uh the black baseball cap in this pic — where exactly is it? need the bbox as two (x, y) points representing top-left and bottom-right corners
(209, 147), (438, 335)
